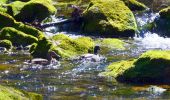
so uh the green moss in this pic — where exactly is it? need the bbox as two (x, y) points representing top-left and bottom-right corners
(51, 34), (95, 58)
(7, 0), (56, 22)
(96, 38), (125, 50)
(0, 27), (38, 46)
(159, 6), (170, 19)
(101, 50), (170, 84)
(82, 0), (137, 37)
(121, 0), (147, 11)
(0, 39), (12, 49)
(0, 85), (42, 100)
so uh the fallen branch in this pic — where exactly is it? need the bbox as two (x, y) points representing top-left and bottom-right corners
(41, 18), (79, 29)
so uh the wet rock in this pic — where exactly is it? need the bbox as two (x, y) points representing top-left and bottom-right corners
(7, 0), (56, 23)
(0, 85), (42, 100)
(82, 0), (137, 37)
(101, 50), (170, 84)
(0, 39), (12, 50)
(0, 27), (38, 46)
(121, 0), (147, 11)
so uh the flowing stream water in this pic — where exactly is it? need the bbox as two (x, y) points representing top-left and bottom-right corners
(1, 2), (170, 100)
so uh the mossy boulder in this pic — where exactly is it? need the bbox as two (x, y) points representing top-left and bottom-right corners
(0, 27), (38, 46)
(121, 0), (147, 11)
(0, 39), (12, 49)
(52, 34), (95, 58)
(31, 34), (95, 59)
(101, 50), (170, 84)
(82, 0), (137, 37)
(7, 0), (56, 22)
(0, 85), (42, 100)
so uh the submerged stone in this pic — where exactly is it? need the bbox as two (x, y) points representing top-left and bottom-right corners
(101, 50), (170, 84)
(0, 85), (42, 100)
(7, 0), (56, 22)
(82, 0), (137, 37)
(0, 39), (12, 50)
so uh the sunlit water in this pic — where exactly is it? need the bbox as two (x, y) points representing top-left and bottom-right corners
(1, 9), (170, 100)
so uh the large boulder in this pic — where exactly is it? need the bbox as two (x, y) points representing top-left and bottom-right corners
(7, 0), (56, 22)
(100, 50), (170, 84)
(0, 85), (42, 100)
(82, 0), (137, 37)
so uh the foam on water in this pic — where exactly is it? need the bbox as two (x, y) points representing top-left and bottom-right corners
(134, 32), (170, 50)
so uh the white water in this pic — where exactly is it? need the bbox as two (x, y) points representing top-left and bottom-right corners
(134, 32), (170, 50)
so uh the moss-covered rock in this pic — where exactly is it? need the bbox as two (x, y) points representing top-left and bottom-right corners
(0, 85), (42, 100)
(82, 0), (137, 37)
(52, 34), (95, 58)
(0, 39), (12, 49)
(31, 34), (95, 59)
(121, 0), (147, 11)
(7, 0), (56, 22)
(0, 27), (38, 46)
(101, 50), (170, 84)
